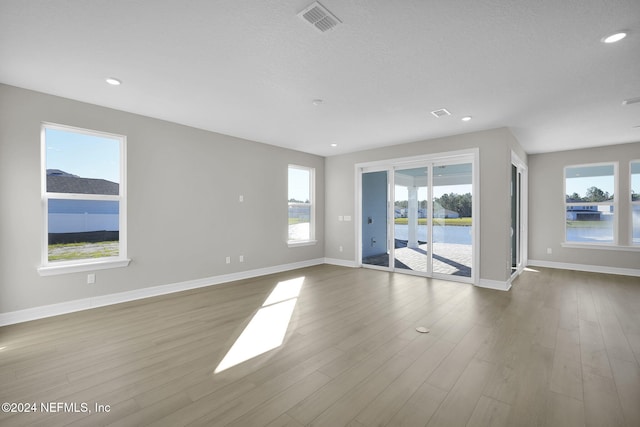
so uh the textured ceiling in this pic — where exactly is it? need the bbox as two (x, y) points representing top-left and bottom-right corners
(1, 0), (639, 157)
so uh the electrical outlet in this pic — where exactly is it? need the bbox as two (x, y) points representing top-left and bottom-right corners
(87, 273), (96, 284)
(344, 215), (352, 221)
(339, 245), (343, 252)
(226, 256), (231, 264)
(239, 255), (244, 262)
(239, 195), (244, 202)
(547, 248), (552, 255)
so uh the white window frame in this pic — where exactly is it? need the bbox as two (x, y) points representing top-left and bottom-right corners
(631, 160), (640, 246)
(287, 164), (316, 247)
(562, 162), (618, 248)
(38, 123), (130, 276)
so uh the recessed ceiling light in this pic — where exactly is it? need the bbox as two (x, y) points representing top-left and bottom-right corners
(461, 116), (472, 122)
(312, 99), (323, 106)
(105, 77), (121, 86)
(330, 143), (338, 147)
(601, 32), (627, 43)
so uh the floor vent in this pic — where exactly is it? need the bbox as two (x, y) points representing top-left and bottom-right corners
(298, 2), (341, 33)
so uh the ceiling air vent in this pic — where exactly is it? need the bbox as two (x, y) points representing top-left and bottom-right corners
(298, 2), (341, 33)
(431, 108), (451, 118)
(622, 96), (640, 106)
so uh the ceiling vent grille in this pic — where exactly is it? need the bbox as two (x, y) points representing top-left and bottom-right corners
(298, 2), (341, 33)
(622, 96), (640, 106)
(431, 108), (451, 118)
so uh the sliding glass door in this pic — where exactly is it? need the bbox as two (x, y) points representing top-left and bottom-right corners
(359, 152), (476, 283)
(361, 170), (389, 268)
(432, 162), (473, 278)
(394, 167), (429, 273)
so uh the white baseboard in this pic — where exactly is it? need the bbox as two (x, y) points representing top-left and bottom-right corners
(477, 278), (512, 291)
(16, 257), (634, 327)
(0, 258), (325, 327)
(528, 259), (640, 277)
(323, 257), (359, 268)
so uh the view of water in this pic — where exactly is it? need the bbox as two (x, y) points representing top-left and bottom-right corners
(566, 227), (614, 243)
(396, 219), (640, 245)
(394, 224), (472, 245)
(566, 227), (640, 243)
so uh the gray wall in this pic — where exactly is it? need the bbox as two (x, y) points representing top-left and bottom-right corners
(0, 84), (324, 313)
(325, 127), (525, 283)
(529, 142), (640, 269)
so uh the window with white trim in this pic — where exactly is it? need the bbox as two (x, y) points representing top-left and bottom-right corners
(564, 163), (616, 244)
(288, 165), (315, 245)
(39, 123), (128, 274)
(631, 160), (640, 245)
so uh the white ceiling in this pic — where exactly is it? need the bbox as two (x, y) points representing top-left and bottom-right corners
(1, 0), (639, 157)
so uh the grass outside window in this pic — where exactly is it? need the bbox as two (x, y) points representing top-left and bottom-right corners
(48, 241), (119, 261)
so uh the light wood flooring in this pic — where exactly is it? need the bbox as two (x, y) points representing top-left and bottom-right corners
(1, 265), (639, 426)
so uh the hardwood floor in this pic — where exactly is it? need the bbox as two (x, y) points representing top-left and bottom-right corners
(1, 265), (639, 426)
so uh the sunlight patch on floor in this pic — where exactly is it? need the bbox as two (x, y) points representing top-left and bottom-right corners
(214, 277), (304, 374)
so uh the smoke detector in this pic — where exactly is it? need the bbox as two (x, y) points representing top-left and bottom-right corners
(298, 2), (342, 33)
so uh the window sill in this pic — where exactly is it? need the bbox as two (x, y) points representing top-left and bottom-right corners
(287, 240), (318, 248)
(561, 243), (640, 252)
(38, 258), (131, 276)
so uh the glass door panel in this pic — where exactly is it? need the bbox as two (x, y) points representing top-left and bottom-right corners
(511, 164), (521, 274)
(362, 170), (389, 267)
(394, 167), (428, 273)
(432, 163), (473, 278)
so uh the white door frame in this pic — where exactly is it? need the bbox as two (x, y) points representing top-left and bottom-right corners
(511, 151), (528, 277)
